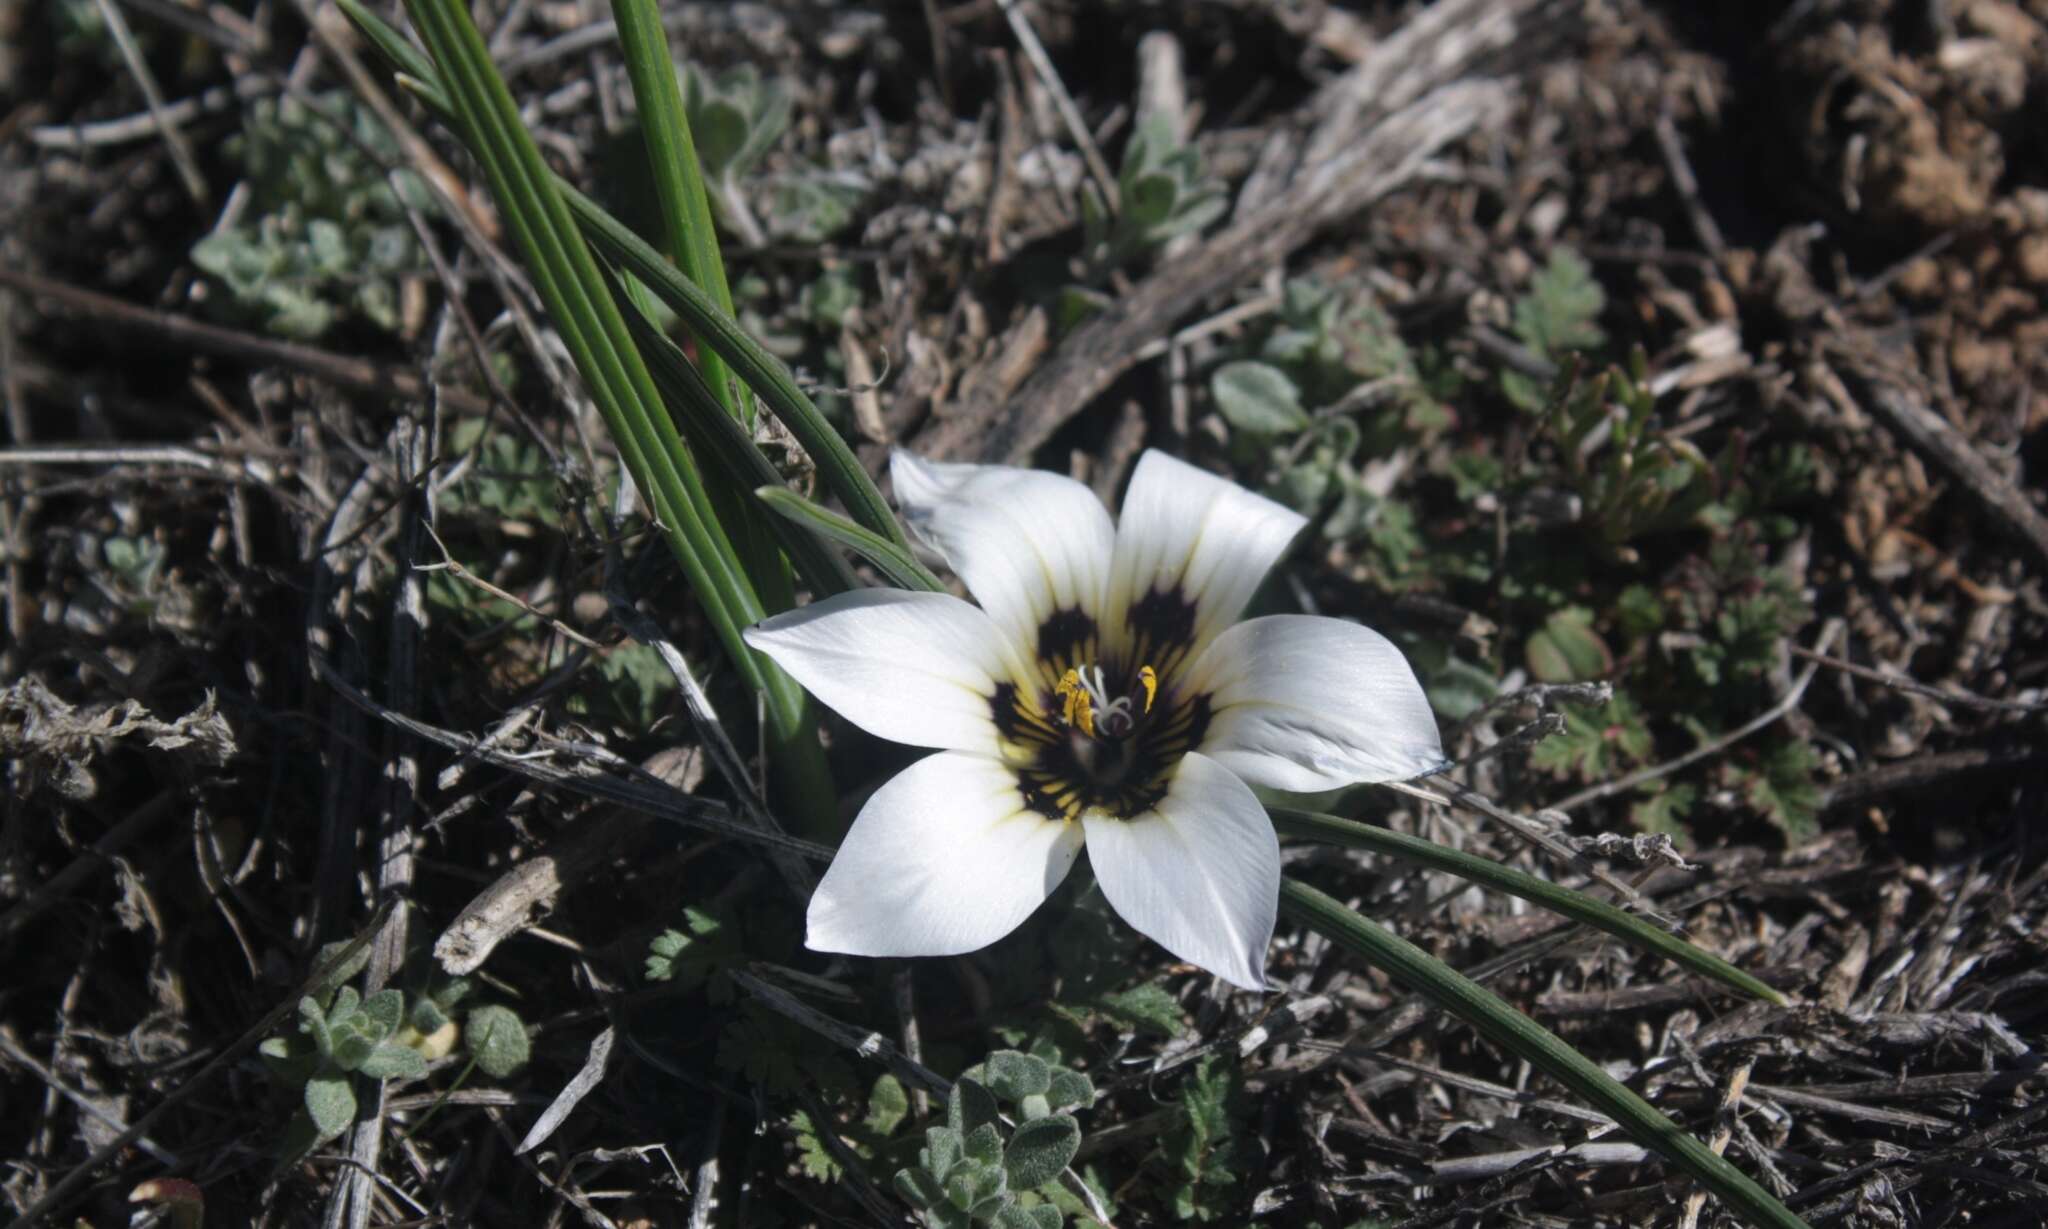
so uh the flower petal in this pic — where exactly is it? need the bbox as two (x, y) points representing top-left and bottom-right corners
(1104, 450), (1307, 672)
(807, 752), (1084, 957)
(891, 450), (1116, 676)
(1185, 614), (1446, 791)
(1082, 752), (1279, 991)
(746, 589), (1025, 753)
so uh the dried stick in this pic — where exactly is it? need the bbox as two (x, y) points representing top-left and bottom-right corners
(0, 267), (492, 414)
(309, 653), (832, 860)
(0, 792), (178, 942)
(1679, 1061), (1754, 1229)
(0, 1027), (177, 1166)
(29, 76), (276, 149)
(598, 546), (817, 900)
(1790, 644), (2048, 714)
(1387, 778), (1679, 930)
(413, 522), (603, 650)
(994, 0), (1120, 212)
(89, 0), (210, 205)
(1853, 378), (2048, 573)
(434, 748), (693, 976)
(920, 0), (1554, 465)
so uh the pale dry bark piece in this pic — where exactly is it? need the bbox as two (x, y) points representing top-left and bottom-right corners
(435, 745), (702, 976)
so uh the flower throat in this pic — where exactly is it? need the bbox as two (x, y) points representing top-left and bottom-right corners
(1055, 664), (1157, 739)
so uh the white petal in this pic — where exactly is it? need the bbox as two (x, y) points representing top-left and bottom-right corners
(891, 450), (1115, 671)
(1186, 615), (1446, 791)
(1104, 450), (1307, 667)
(807, 752), (1083, 957)
(745, 589), (1026, 753)
(1082, 753), (1279, 991)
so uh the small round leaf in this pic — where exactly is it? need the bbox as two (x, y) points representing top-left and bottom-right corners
(303, 1075), (357, 1144)
(984, 1051), (1051, 1102)
(1002, 1115), (1080, 1191)
(465, 1005), (530, 1078)
(1211, 361), (1310, 435)
(357, 1042), (428, 1081)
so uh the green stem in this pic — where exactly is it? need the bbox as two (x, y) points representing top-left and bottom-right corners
(339, 0), (903, 551)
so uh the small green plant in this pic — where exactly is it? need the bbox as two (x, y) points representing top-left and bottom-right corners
(1205, 279), (1453, 587)
(676, 60), (863, 242)
(439, 419), (557, 522)
(260, 949), (530, 1155)
(644, 905), (741, 999)
(99, 535), (168, 615)
(1501, 247), (1607, 410)
(1534, 354), (1716, 554)
(1084, 112), (1227, 268)
(1530, 691), (1655, 783)
(192, 93), (430, 339)
(681, 61), (790, 197)
(678, 59), (866, 243)
(1154, 1054), (1251, 1223)
(893, 1052), (1094, 1229)
(794, 1072), (911, 1180)
(1525, 605), (1612, 683)
(1725, 738), (1823, 842)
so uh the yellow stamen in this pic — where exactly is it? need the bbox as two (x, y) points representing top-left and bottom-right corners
(1055, 668), (1096, 736)
(1139, 665), (1158, 713)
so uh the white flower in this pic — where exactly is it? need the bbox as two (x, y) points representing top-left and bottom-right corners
(745, 450), (1445, 990)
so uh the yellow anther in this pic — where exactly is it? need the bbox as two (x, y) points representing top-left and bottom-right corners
(1055, 668), (1095, 735)
(1139, 665), (1158, 713)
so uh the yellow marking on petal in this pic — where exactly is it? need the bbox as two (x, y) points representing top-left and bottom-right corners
(1139, 665), (1158, 713)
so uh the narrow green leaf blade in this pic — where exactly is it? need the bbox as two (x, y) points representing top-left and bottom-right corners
(755, 486), (944, 593)
(334, 0), (904, 555)
(610, 0), (744, 421)
(1270, 808), (1785, 1005)
(394, 0), (840, 837)
(573, 189), (904, 549)
(612, 271), (858, 597)
(1280, 879), (1811, 1229)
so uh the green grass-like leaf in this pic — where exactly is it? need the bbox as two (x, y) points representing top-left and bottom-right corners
(370, 0), (843, 831)
(610, 0), (742, 419)
(1280, 879), (1811, 1229)
(754, 486), (944, 593)
(1270, 808), (1784, 1005)
(337, 0), (904, 556)
(612, 271), (859, 598)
